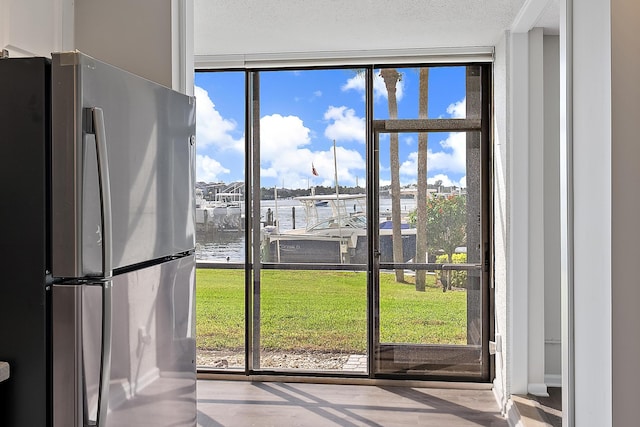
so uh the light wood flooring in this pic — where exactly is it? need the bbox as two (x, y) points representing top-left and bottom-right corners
(197, 379), (508, 426)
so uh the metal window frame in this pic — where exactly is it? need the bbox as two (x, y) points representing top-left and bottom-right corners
(195, 62), (494, 383)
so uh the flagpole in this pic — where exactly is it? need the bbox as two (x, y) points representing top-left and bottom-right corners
(333, 140), (340, 200)
(333, 140), (345, 263)
(311, 162), (318, 196)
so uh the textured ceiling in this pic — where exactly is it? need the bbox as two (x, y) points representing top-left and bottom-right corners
(194, 0), (535, 57)
(536, 0), (560, 35)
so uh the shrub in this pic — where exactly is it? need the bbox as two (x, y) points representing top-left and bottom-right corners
(436, 253), (467, 290)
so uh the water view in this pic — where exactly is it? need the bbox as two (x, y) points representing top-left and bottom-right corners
(195, 197), (417, 263)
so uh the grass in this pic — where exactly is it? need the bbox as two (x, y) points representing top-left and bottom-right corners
(196, 269), (467, 353)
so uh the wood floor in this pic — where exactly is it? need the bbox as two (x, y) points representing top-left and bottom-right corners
(196, 379), (508, 426)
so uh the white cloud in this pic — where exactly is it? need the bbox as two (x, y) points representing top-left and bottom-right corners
(427, 132), (467, 173)
(194, 86), (243, 151)
(341, 74), (364, 92)
(446, 97), (466, 118)
(404, 135), (416, 146)
(258, 113), (365, 188)
(399, 133), (466, 176)
(196, 154), (230, 183)
(428, 174), (466, 188)
(260, 114), (311, 162)
(324, 106), (365, 143)
(397, 132), (467, 187)
(399, 151), (419, 177)
(341, 72), (404, 102)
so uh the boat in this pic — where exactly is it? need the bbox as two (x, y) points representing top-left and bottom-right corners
(210, 192), (243, 230)
(262, 194), (417, 264)
(195, 183), (244, 233)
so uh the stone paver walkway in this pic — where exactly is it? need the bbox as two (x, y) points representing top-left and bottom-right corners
(342, 354), (367, 371)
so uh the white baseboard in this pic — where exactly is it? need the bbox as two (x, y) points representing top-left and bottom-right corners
(493, 378), (508, 414)
(527, 382), (549, 397)
(544, 373), (562, 388)
(505, 398), (524, 427)
(507, 395), (550, 427)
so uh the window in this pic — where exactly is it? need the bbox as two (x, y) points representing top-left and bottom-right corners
(194, 63), (492, 380)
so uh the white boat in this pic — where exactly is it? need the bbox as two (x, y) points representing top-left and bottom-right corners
(195, 185), (244, 232)
(263, 194), (416, 264)
(210, 192), (243, 230)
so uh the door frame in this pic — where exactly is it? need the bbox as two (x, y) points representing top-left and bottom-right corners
(367, 64), (493, 381)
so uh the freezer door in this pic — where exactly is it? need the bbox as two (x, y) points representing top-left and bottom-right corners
(52, 255), (197, 427)
(51, 51), (196, 278)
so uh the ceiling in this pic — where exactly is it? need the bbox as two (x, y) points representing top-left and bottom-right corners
(194, 0), (560, 59)
(536, 0), (560, 35)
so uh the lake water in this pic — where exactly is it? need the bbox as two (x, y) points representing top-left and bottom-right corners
(195, 198), (416, 262)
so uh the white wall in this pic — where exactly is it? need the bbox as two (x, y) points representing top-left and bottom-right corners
(0, 0), (73, 57)
(75, 0), (174, 88)
(527, 27), (547, 397)
(543, 35), (561, 385)
(611, 1), (640, 425)
(508, 31), (530, 397)
(572, 0), (612, 425)
(506, 26), (556, 400)
(497, 27), (563, 414)
(171, 0), (194, 94)
(0, 0), (189, 90)
(0, 0), (4, 52)
(492, 31), (510, 411)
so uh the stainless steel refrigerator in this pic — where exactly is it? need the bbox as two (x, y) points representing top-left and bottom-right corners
(0, 52), (197, 426)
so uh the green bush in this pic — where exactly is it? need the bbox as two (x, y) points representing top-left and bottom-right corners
(436, 253), (467, 290)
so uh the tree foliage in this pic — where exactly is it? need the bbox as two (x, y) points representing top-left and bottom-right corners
(409, 195), (467, 263)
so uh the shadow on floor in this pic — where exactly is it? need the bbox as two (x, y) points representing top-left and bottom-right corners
(529, 387), (561, 427)
(197, 379), (508, 426)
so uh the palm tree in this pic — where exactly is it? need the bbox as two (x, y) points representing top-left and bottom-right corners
(415, 68), (429, 291)
(379, 68), (404, 282)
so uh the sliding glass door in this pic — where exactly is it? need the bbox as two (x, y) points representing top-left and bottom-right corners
(371, 65), (491, 379)
(250, 68), (369, 373)
(194, 63), (492, 381)
(193, 70), (247, 370)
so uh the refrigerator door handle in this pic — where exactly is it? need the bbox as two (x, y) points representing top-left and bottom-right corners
(91, 107), (113, 427)
(91, 107), (113, 278)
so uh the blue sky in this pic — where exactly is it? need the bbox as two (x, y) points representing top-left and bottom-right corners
(194, 66), (468, 189)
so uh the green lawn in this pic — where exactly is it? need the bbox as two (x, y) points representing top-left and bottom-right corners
(196, 269), (467, 353)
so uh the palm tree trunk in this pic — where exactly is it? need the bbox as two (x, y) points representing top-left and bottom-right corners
(380, 69), (404, 282)
(415, 68), (429, 291)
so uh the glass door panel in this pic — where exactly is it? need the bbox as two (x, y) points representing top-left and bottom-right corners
(257, 269), (367, 372)
(371, 65), (490, 380)
(193, 71), (246, 370)
(254, 68), (368, 373)
(375, 129), (486, 378)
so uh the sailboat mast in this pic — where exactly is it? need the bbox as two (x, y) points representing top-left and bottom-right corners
(333, 140), (346, 263)
(333, 139), (340, 200)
